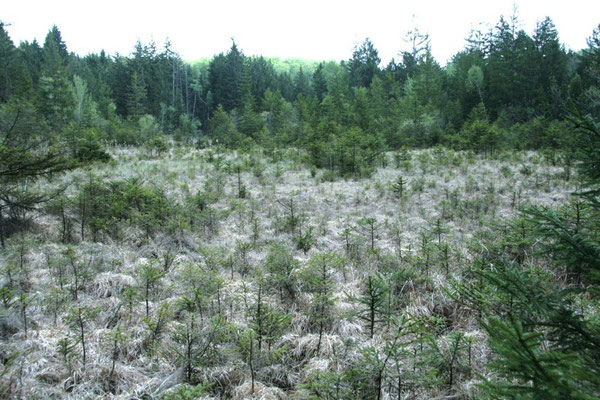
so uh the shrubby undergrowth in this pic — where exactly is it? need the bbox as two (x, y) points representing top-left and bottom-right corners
(1, 144), (591, 399)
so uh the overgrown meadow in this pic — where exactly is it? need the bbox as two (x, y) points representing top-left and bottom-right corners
(0, 145), (580, 399)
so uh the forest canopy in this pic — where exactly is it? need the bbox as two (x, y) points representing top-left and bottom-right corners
(1, 15), (598, 159)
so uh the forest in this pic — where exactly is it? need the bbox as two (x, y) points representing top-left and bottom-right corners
(0, 11), (600, 399)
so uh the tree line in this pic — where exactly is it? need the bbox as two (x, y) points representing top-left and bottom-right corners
(1, 16), (599, 155)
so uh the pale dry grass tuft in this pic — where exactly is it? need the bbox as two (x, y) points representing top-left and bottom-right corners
(232, 379), (288, 400)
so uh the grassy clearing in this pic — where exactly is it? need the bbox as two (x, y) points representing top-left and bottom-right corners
(0, 145), (576, 399)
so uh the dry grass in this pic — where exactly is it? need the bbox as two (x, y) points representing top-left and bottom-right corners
(0, 146), (575, 399)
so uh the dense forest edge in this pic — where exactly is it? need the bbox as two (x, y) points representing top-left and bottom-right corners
(1, 11), (600, 400)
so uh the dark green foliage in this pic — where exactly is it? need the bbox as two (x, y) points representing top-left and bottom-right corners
(137, 261), (166, 318)
(426, 331), (470, 387)
(358, 217), (378, 251)
(76, 177), (173, 241)
(0, 101), (79, 247)
(0, 23), (31, 101)
(392, 176), (405, 199)
(334, 126), (385, 177)
(300, 253), (339, 353)
(479, 315), (599, 399)
(302, 339), (405, 400)
(0, 16), (595, 160)
(460, 117), (501, 154)
(248, 279), (291, 353)
(142, 301), (172, 355)
(350, 273), (390, 338)
(145, 135), (169, 157)
(295, 226), (315, 254)
(208, 41), (244, 113)
(56, 337), (76, 374)
(347, 38), (381, 88)
(451, 172), (600, 399)
(208, 104), (239, 147)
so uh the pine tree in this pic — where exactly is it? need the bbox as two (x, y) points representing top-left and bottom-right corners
(65, 305), (100, 367)
(351, 273), (390, 338)
(392, 176), (405, 200)
(347, 38), (381, 88)
(312, 62), (328, 103)
(301, 253), (339, 353)
(38, 25), (73, 128)
(0, 22), (31, 101)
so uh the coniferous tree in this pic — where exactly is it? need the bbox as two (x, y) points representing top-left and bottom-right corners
(37, 26), (74, 129)
(0, 22), (31, 102)
(347, 38), (381, 88)
(312, 62), (328, 103)
(351, 273), (390, 338)
(208, 40), (244, 112)
(301, 253), (339, 353)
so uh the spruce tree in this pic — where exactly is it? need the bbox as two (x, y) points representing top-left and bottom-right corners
(351, 273), (390, 338)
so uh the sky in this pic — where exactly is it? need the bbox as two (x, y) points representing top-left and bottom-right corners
(2, 0), (599, 65)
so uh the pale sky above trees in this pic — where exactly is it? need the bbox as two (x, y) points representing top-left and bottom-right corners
(3, 0), (599, 64)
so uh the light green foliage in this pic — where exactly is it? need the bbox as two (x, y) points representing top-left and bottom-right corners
(128, 71), (147, 118)
(64, 305), (101, 367)
(295, 226), (315, 254)
(142, 302), (171, 354)
(350, 273), (390, 338)
(300, 253), (339, 353)
(138, 114), (161, 139)
(162, 383), (210, 400)
(357, 217), (378, 251)
(262, 88), (293, 146)
(57, 337), (76, 374)
(137, 261), (166, 317)
(264, 242), (299, 302)
(72, 75), (87, 125)
(209, 105), (240, 147)
(466, 65), (484, 92)
(103, 326), (129, 380)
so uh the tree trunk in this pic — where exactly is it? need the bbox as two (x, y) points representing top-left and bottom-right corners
(145, 282), (150, 317)
(110, 339), (117, 379)
(22, 303), (28, 334)
(370, 300), (375, 339)
(0, 206), (5, 248)
(317, 319), (323, 354)
(249, 338), (255, 395)
(80, 196), (86, 242)
(79, 312), (86, 367)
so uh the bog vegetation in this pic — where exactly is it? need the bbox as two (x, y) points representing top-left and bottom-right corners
(0, 12), (599, 399)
